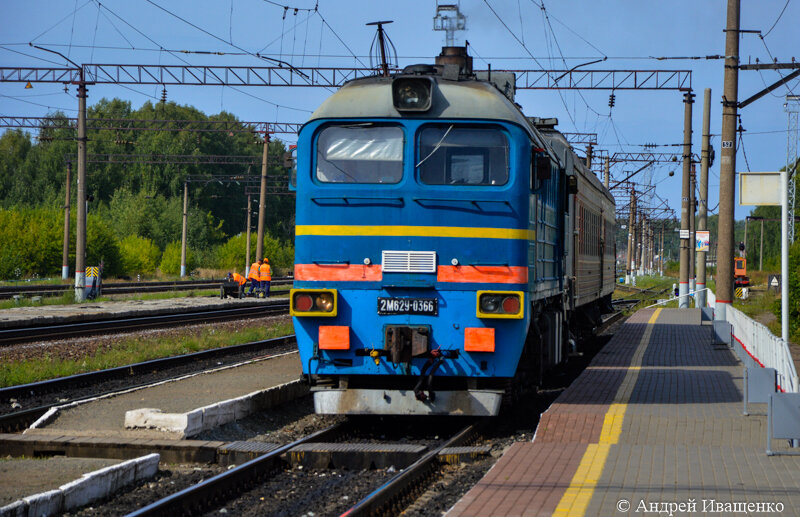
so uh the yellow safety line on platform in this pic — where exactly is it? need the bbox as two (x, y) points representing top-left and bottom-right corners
(296, 224), (535, 240)
(553, 308), (662, 517)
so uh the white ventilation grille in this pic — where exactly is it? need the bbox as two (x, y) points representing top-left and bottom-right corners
(382, 250), (437, 273)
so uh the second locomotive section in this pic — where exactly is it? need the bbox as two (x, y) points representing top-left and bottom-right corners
(291, 54), (569, 416)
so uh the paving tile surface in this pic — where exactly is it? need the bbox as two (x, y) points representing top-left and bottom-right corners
(447, 309), (800, 517)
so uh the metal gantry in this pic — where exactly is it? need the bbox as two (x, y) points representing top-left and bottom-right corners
(787, 95), (799, 244)
(0, 115), (301, 134)
(0, 64), (692, 90)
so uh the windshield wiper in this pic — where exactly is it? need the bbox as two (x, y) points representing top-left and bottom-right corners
(415, 124), (454, 168)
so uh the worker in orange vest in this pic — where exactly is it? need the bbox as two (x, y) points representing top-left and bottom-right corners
(226, 271), (247, 298)
(258, 258), (272, 297)
(229, 271), (246, 286)
(247, 259), (262, 295)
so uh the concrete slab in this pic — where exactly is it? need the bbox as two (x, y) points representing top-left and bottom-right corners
(0, 454), (159, 516)
(25, 352), (302, 440)
(0, 457), (121, 506)
(124, 380), (307, 437)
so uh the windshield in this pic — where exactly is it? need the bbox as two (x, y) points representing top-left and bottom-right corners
(418, 126), (509, 186)
(316, 125), (404, 184)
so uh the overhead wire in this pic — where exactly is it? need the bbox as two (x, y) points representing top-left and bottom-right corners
(316, 12), (369, 68)
(539, 0), (606, 119)
(68, 0), (79, 60)
(92, 1), (315, 110)
(29, 0), (93, 44)
(261, 0), (317, 13)
(257, 10), (315, 56)
(481, 0), (578, 129)
(0, 45), (65, 66)
(95, 6), (136, 49)
(0, 93), (78, 112)
(763, 0), (791, 38)
(110, 0), (322, 107)
(279, 8), (287, 61)
(0, 42), (735, 63)
(89, 2), (100, 62)
(142, 0), (306, 74)
(528, 0), (606, 57)
(757, 36), (798, 98)
(229, 0), (234, 45)
(737, 116), (751, 172)
(301, 5), (311, 67)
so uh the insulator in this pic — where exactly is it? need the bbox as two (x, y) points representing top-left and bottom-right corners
(608, 93), (616, 108)
(160, 86), (167, 103)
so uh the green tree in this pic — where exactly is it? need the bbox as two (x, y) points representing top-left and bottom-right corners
(159, 241), (196, 276)
(0, 207), (61, 278)
(86, 214), (122, 277)
(0, 98), (296, 279)
(772, 239), (800, 337)
(119, 235), (162, 276)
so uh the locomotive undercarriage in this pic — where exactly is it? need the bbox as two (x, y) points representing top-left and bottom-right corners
(309, 292), (614, 416)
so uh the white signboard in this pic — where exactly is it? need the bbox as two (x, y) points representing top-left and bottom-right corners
(680, 229), (690, 239)
(739, 172), (781, 206)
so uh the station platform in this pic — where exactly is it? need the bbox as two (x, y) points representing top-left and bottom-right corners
(448, 308), (800, 517)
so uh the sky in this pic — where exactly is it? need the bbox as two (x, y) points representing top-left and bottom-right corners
(1, 0), (798, 221)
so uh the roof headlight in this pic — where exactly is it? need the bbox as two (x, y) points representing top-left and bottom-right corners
(392, 77), (433, 112)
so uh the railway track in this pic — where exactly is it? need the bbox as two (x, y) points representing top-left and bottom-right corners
(127, 422), (350, 516)
(0, 334), (297, 432)
(0, 278), (293, 300)
(0, 299), (289, 346)
(342, 422), (484, 516)
(126, 419), (483, 517)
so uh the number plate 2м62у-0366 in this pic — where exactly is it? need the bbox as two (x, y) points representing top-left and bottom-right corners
(377, 297), (438, 316)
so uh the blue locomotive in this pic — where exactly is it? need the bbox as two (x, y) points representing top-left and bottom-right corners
(290, 47), (615, 416)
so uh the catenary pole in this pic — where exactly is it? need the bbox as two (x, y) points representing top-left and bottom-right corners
(660, 221), (665, 276)
(716, 0), (740, 321)
(697, 88), (711, 308)
(626, 190), (635, 284)
(74, 80), (87, 303)
(679, 91), (694, 308)
(62, 161), (71, 280)
(586, 143), (593, 170)
(759, 219), (764, 271)
(246, 193), (251, 276)
(690, 163), (696, 295)
(180, 181), (188, 277)
(256, 133), (269, 260)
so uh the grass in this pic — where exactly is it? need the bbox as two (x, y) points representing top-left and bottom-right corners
(0, 291), (77, 310)
(0, 285), (290, 310)
(733, 287), (800, 345)
(0, 319), (295, 388)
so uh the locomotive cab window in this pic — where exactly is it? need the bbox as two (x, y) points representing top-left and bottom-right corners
(315, 124), (404, 184)
(417, 125), (509, 186)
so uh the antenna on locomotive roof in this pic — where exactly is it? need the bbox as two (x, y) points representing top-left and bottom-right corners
(367, 21), (396, 77)
(433, 3), (466, 47)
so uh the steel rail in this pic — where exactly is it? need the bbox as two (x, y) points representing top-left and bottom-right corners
(341, 422), (483, 517)
(0, 300), (289, 345)
(0, 277), (293, 299)
(127, 422), (349, 517)
(0, 334), (297, 432)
